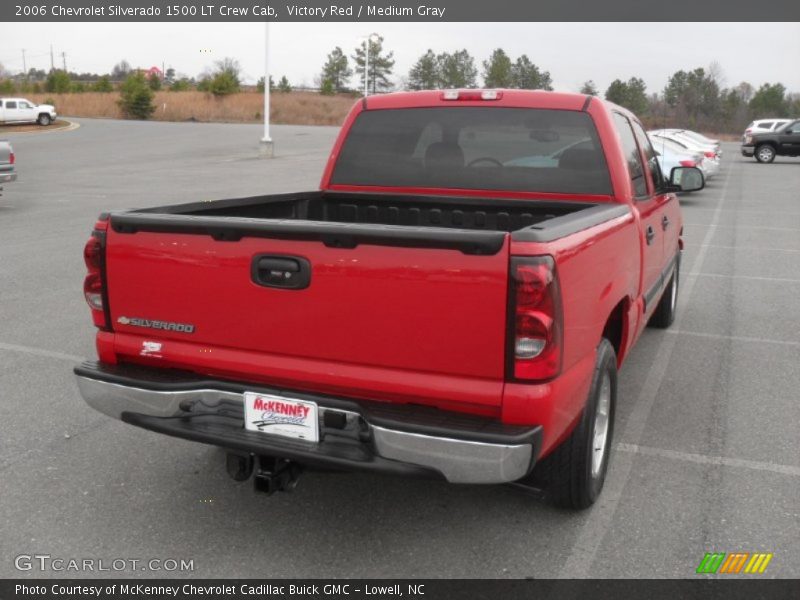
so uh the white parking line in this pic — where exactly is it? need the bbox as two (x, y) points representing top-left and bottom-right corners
(0, 341), (83, 363)
(616, 443), (800, 478)
(557, 161), (735, 579)
(698, 243), (800, 254)
(665, 330), (800, 348)
(694, 272), (800, 283)
(684, 223), (800, 232)
(687, 207), (800, 216)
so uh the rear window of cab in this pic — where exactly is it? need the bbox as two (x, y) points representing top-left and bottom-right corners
(331, 107), (612, 195)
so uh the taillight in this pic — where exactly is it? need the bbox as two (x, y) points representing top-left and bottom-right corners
(83, 231), (110, 329)
(9, 151), (14, 165)
(509, 256), (563, 381)
(704, 151), (716, 158)
(83, 272), (104, 310)
(679, 159), (696, 167)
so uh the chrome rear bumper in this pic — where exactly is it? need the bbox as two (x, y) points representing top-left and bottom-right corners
(75, 363), (539, 484)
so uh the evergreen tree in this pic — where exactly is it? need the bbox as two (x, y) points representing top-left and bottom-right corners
(319, 79), (335, 96)
(352, 35), (395, 94)
(605, 77), (648, 114)
(749, 83), (789, 117)
(147, 72), (162, 91)
(408, 49), (439, 90)
(200, 57), (241, 96)
(510, 55), (552, 90)
(92, 75), (114, 93)
(438, 50), (477, 88)
(45, 70), (71, 93)
(482, 48), (512, 88)
(320, 47), (352, 93)
(277, 75), (292, 93)
(118, 72), (155, 119)
(580, 80), (599, 96)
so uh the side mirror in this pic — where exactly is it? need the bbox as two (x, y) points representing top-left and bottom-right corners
(785, 129), (794, 134)
(668, 166), (704, 193)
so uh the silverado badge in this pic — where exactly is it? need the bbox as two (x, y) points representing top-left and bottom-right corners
(116, 316), (196, 333)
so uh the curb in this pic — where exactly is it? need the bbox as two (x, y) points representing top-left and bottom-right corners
(1, 119), (80, 136)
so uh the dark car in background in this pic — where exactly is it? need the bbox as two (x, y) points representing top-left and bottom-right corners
(742, 119), (800, 163)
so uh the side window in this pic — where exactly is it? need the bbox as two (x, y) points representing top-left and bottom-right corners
(630, 120), (664, 190)
(612, 113), (647, 198)
(19, 101), (31, 109)
(6, 101), (18, 109)
(760, 122), (773, 129)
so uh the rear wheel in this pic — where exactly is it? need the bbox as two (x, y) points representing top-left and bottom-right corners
(755, 144), (776, 163)
(531, 338), (617, 509)
(37, 113), (52, 126)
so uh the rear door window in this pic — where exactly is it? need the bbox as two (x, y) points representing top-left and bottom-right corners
(5, 101), (17, 109)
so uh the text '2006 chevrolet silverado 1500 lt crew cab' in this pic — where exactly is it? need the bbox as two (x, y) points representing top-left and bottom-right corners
(75, 90), (703, 508)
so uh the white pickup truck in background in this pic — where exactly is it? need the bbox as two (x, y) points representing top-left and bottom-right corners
(0, 97), (57, 126)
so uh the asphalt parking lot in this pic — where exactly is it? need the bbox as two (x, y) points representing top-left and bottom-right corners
(1, 119), (798, 579)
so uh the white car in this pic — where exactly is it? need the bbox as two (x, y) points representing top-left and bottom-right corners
(743, 119), (792, 141)
(649, 130), (720, 169)
(651, 128), (721, 153)
(650, 134), (717, 179)
(671, 129), (722, 157)
(650, 129), (720, 159)
(0, 97), (57, 126)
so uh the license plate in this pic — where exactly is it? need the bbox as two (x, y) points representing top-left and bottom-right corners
(243, 392), (319, 443)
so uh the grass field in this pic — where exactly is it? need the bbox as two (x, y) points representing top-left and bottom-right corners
(25, 91), (356, 126)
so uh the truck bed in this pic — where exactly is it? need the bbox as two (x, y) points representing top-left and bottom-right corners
(111, 192), (629, 255)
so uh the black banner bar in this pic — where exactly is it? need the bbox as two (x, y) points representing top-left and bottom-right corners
(2, 580), (800, 600)
(3, 0), (800, 22)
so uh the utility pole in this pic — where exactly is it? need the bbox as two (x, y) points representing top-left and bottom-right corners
(21, 49), (26, 77)
(61, 52), (67, 72)
(50, 45), (54, 71)
(259, 21), (273, 158)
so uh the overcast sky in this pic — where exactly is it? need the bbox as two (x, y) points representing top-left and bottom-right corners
(1, 22), (799, 94)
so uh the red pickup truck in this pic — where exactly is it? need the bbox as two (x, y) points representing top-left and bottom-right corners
(75, 90), (703, 508)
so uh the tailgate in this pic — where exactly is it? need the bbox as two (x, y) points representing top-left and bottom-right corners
(104, 221), (511, 408)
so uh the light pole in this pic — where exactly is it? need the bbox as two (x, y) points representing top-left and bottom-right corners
(260, 21), (274, 158)
(363, 33), (379, 97)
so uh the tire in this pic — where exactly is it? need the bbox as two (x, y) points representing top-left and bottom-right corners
(754, 144), (776, 163)
(37, 113), (52, 126)
(649, 256), (680, 329)
(532, 338), (617, 510)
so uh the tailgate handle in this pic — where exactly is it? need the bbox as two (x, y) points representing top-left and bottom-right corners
(252, 255), (311, 290)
